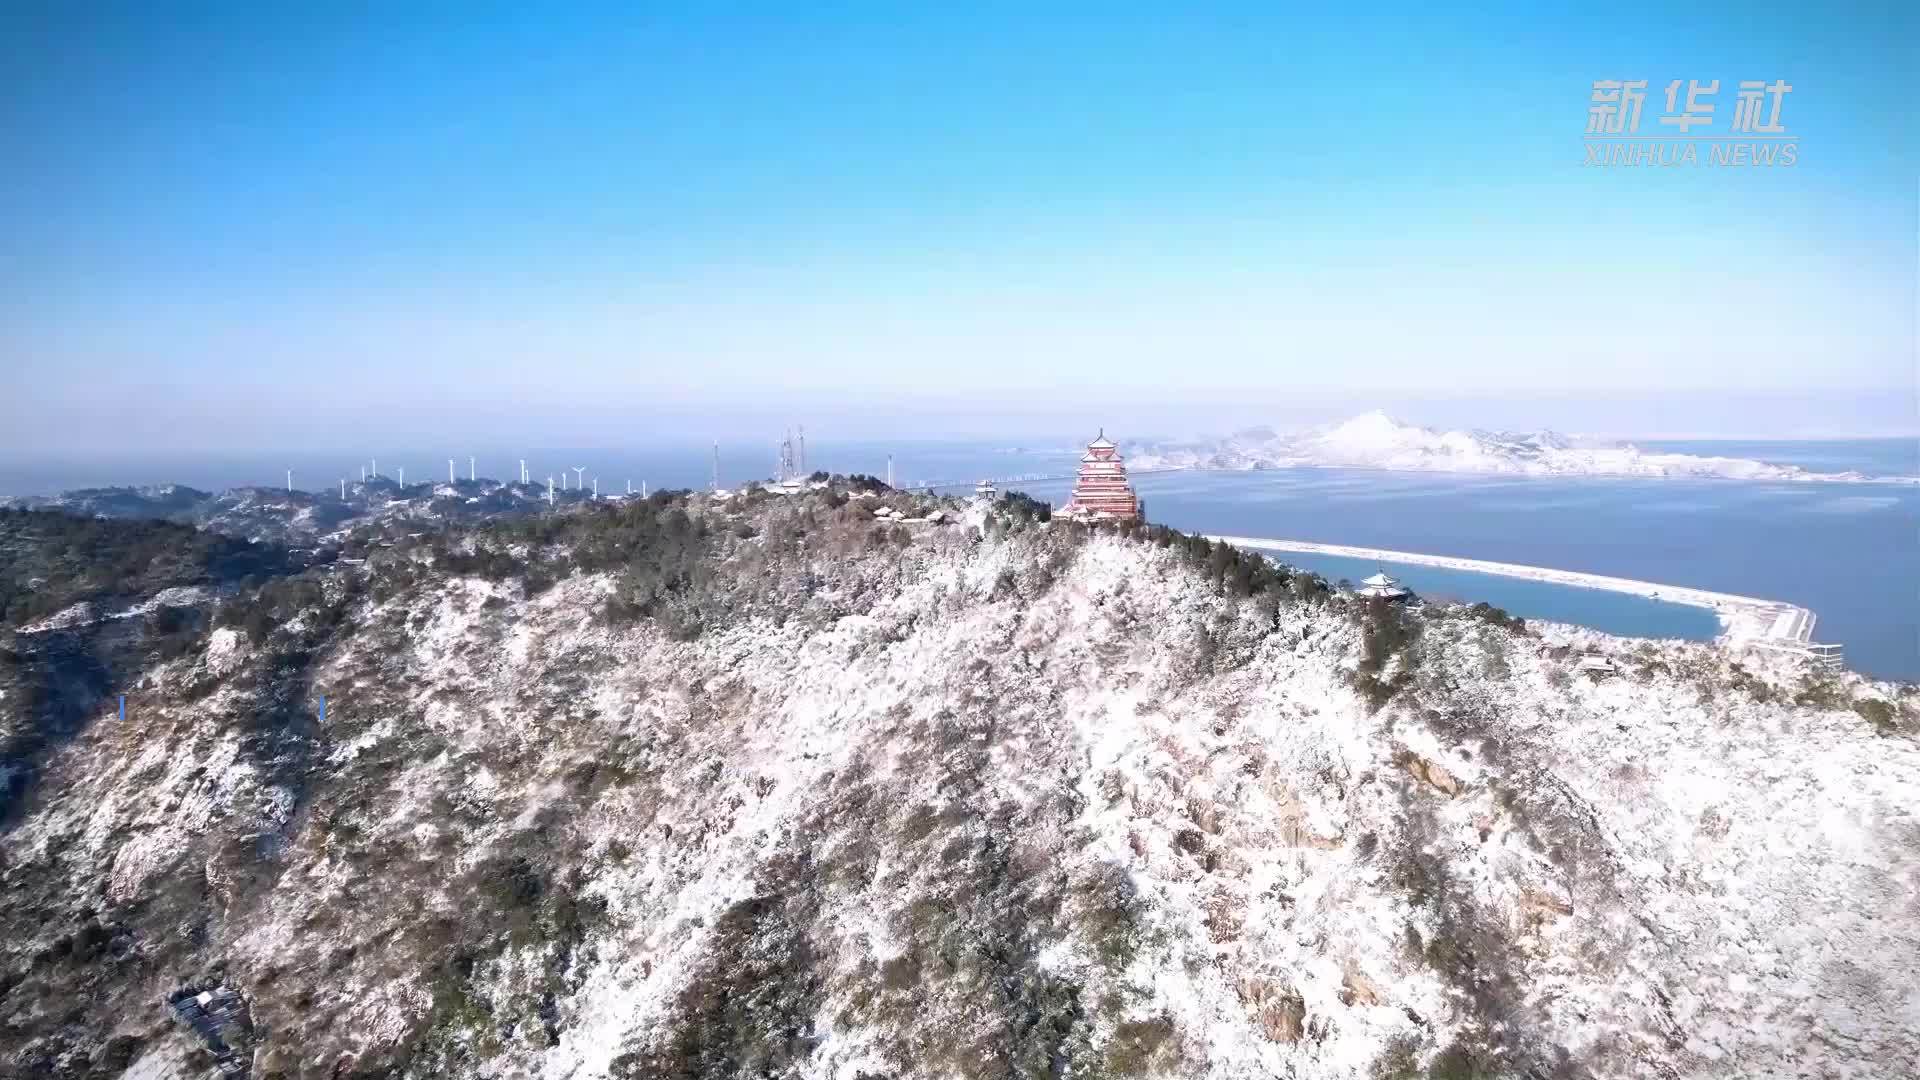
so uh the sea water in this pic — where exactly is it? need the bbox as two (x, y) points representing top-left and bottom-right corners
(1002, 464), (1917, 682)
(4, 439), (1914, 680)
(1241, 550), (1723, 643)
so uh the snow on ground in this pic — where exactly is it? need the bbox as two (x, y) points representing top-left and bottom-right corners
(4, 511), (1915, 1079)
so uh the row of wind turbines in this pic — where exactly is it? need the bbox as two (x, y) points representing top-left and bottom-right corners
(285, 458), (650, 505)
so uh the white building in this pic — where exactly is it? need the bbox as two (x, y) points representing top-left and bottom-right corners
(1358, 571), (1408, 600)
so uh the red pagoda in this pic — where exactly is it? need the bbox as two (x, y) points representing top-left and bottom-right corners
(1063, 429), (1141, 521)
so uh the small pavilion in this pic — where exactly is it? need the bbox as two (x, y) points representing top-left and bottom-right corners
(1358, 570), (1409, 601)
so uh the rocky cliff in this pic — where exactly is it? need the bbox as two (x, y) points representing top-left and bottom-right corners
(2, 486), (1915, 1079)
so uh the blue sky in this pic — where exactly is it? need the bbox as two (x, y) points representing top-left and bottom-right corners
(2, 3), (1913, 448)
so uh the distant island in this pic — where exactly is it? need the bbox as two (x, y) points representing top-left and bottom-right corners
(1124, 411), (1918, 483)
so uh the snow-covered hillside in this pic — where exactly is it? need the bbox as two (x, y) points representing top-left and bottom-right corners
(2, 487), (1916, 1079)
(1128, 412), (1914, 482)
(1, 478), (580, 546)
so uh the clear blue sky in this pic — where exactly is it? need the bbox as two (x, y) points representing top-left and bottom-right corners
(2, 2), (1913, 449)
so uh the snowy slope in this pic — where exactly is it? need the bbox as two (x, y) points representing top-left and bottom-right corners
(2, 491), (1916, 1079)
(1128, 411), (1914, 483)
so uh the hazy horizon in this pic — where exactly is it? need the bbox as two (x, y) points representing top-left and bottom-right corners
(3, 388), (1913, 460)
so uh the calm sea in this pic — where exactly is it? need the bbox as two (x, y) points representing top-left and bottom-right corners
(3, 438), (1914, 681)
(1639, 438), (1918, 477)
(1012, 466), (1916, 682)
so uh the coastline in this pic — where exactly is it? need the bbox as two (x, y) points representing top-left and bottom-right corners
(1208, 534), (1817, 648)
(1130, 460), (1920, 485)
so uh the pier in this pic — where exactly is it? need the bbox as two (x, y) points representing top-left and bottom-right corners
(1210, 535), (1841, 667)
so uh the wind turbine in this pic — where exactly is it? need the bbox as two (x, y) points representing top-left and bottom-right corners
(469, 456), (476, 482)
(339, 478), (346, 499)
(449, 458), (456, 484)
(547, 475), (555, 505)
(519, 459), (527, 484)
(592, 477), (598, 498)
(398, 466), (405, 487)
(286, 469), (293, 493)
(360, 465), (366, 482)
(642, 480), (648, 498)
(372, 458), (378, 478)
(572, 466), (586, 491)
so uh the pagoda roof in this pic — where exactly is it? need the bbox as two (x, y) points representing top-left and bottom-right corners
(1086, 427), (1116, 449)
(1361, 572), (1400, 587)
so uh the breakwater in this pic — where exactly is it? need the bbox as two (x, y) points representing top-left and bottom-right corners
(1209, 534), (1818, 649)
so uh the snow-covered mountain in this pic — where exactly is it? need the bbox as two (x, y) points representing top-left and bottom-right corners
(3, 484), (1916, 1078)
(1127, 411), (1913, 482)
(2, 478), (602, 546)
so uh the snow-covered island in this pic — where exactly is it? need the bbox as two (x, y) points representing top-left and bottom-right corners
(1126, 411), (1917, 483)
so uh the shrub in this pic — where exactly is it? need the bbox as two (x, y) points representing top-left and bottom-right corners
(619, 885), (823, 1080)
(1461, 602), (1524, 633)
(1104, 1015), (1178, 1076)
(997, 491), (1052, 524)
(1854, 698), (1898, 736)
(1075, 862), (1146, 971)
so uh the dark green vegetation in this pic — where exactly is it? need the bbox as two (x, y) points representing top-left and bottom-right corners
(0, 508), (292, 631)
(0, 509), (301, 822)
(995, 491), (1053, 524)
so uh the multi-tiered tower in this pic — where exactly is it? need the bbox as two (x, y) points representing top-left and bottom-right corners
(1063, 429), (1140, 521)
